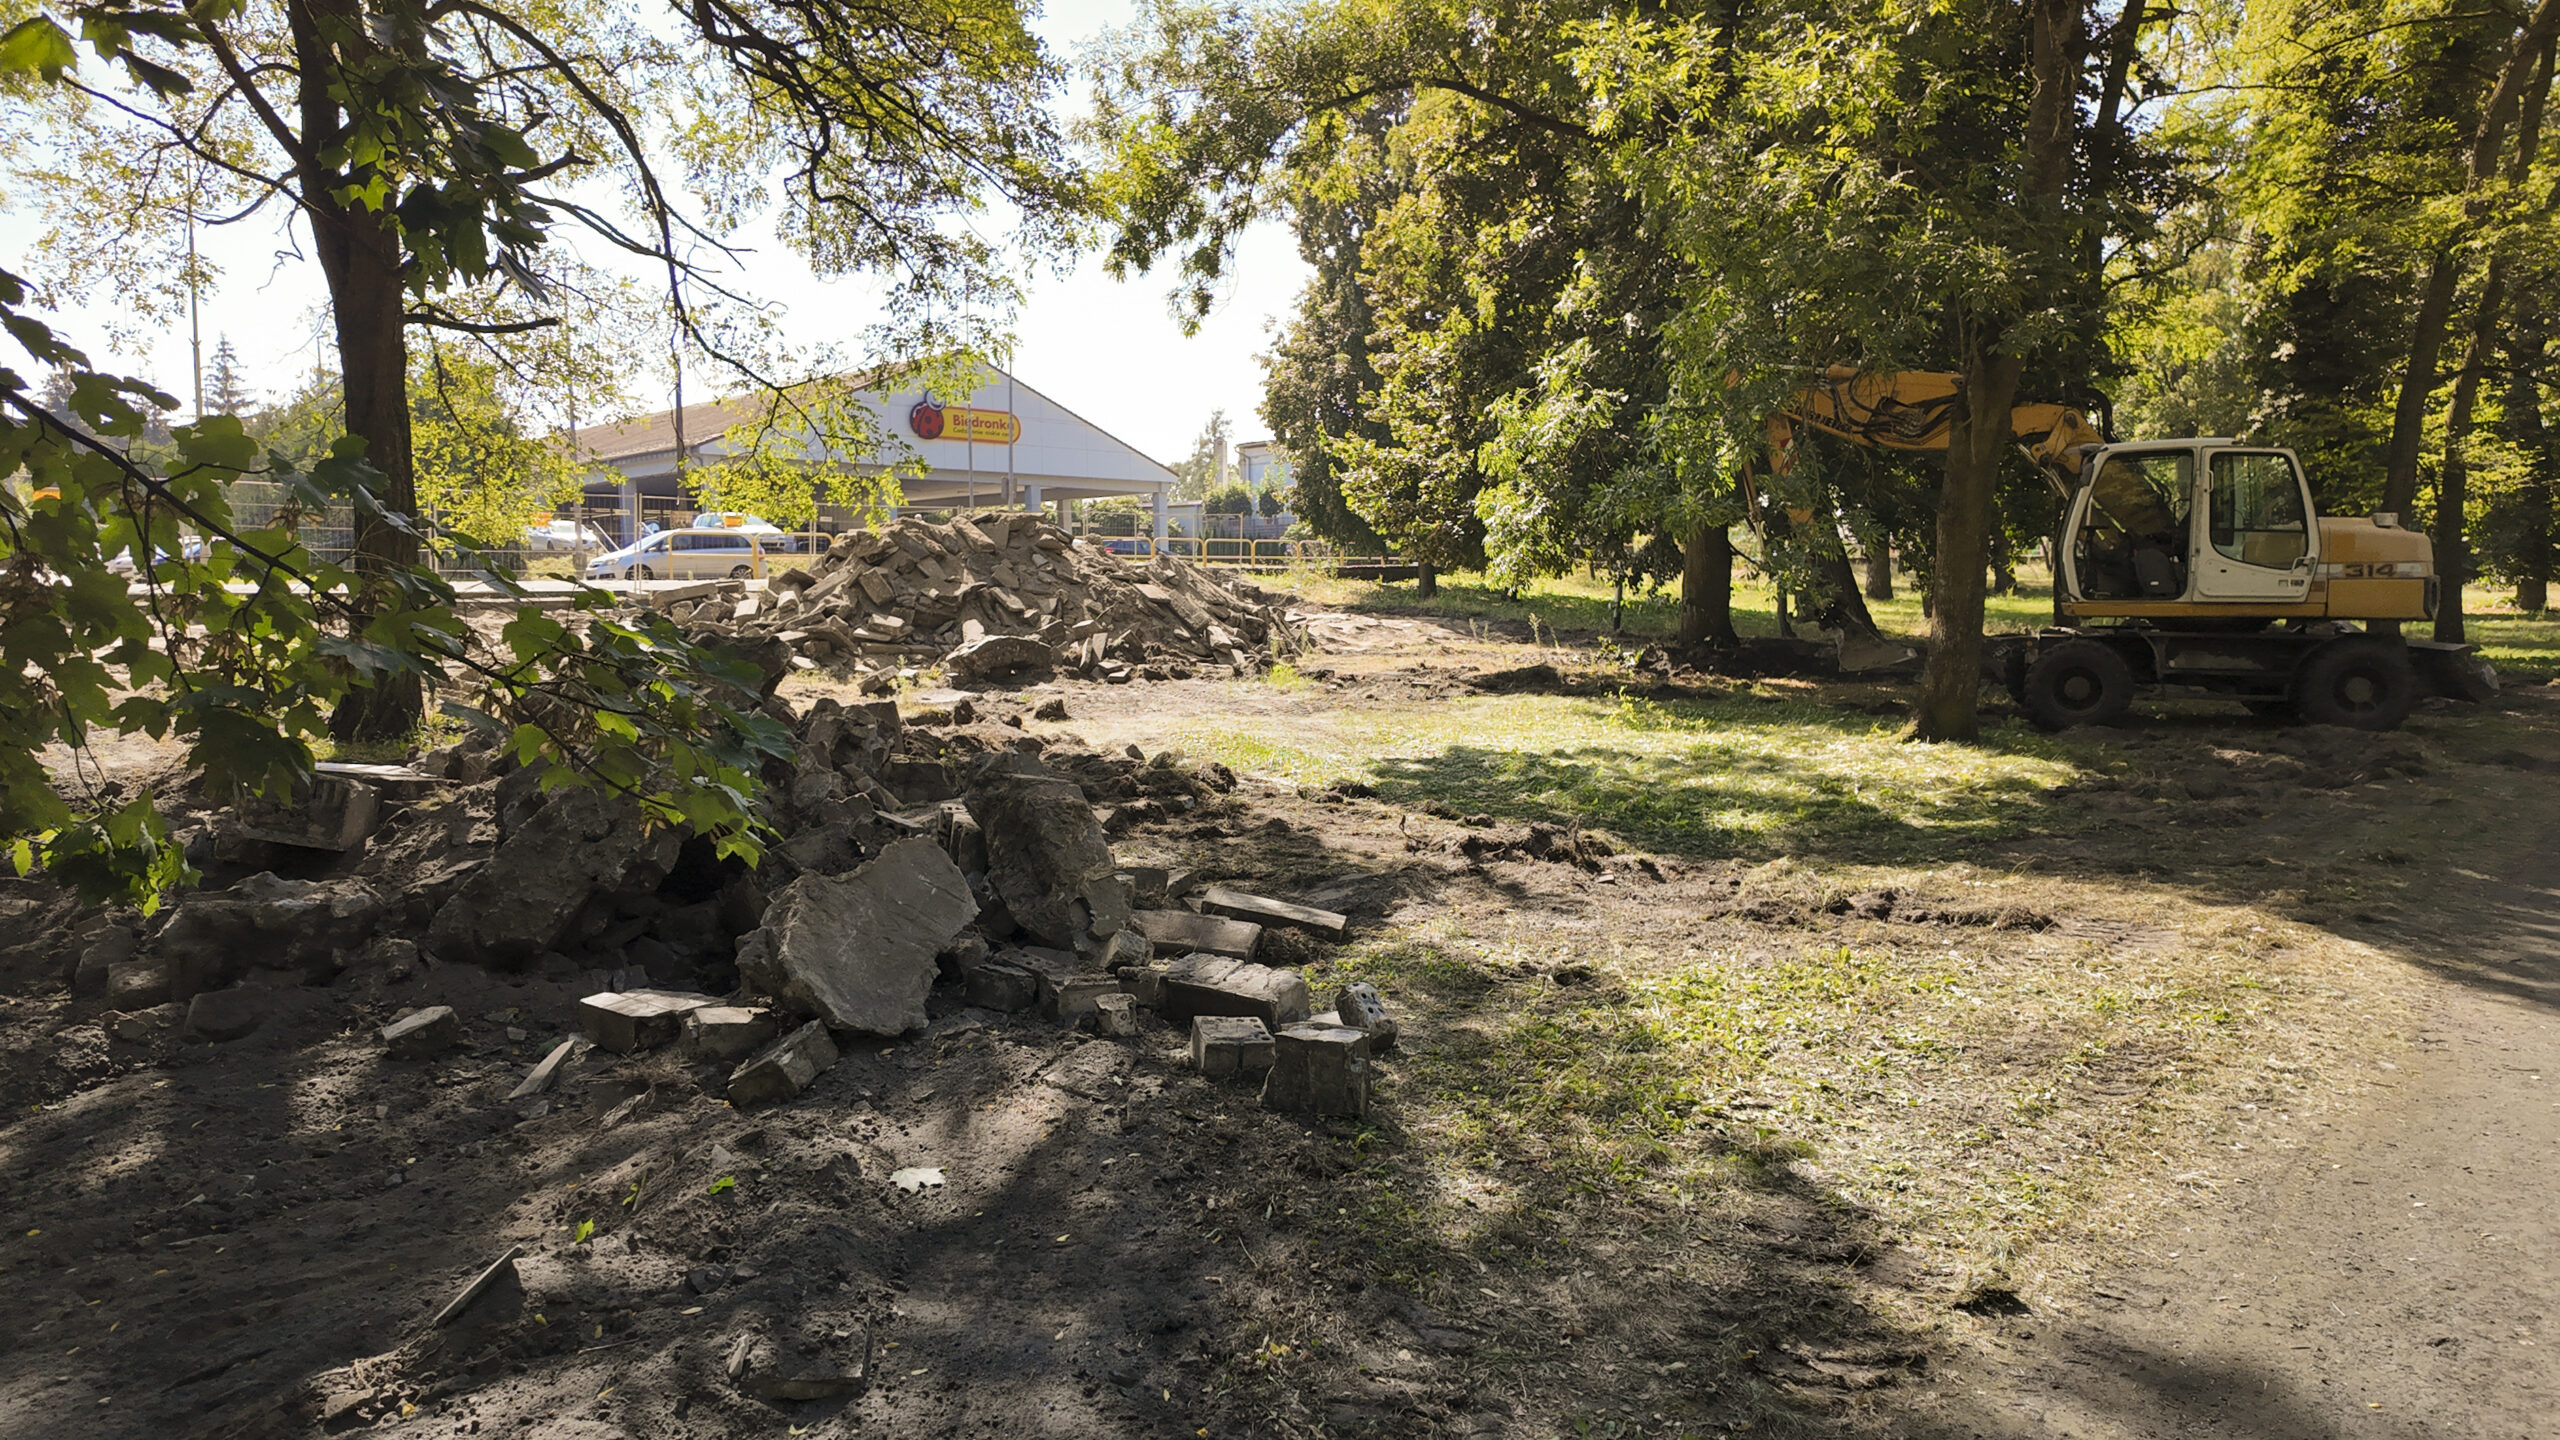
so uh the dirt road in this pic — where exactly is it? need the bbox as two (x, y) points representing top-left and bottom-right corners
(1909, 852), (2560, 1438)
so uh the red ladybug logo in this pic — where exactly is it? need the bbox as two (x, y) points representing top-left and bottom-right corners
(908, 400), (945, 440)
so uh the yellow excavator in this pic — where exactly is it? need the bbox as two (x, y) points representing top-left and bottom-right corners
(1773, 367), (2494, 731)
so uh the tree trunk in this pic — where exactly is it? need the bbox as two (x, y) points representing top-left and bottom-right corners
(1991, 553), (2017, 594)
(2514, 299), (2554, 612)
(292, 0), (424, 742)
(1416, 561), (1437, 598)
(2382, 0), (2560, 517)
(1863, 541), (1893, 600)
(1912, 349), (2025, 742)
(1676, 521), (1737, 646)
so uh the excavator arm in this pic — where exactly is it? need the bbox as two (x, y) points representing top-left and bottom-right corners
(1769, 366), (2107, 482)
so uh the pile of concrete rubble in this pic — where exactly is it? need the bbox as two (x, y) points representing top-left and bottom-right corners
(644, 512), (1308, 688)
(57, 680), (1392, 1123)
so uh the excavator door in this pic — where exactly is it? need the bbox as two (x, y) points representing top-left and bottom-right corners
(2192, 449), (2316, 602)
(2063, 446), (2193, 601)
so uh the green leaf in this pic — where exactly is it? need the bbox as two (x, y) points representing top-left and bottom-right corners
(707, 1175), (736, 1195)
(0, 18), (76, 81)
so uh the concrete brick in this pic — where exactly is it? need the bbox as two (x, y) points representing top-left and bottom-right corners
(728, 1019), (841, 1106)
(1089, 993), (1139, 1038)
(381, 1004), (462, 1058)
(1332, 981), (1397, 1053)
(1262, 1024), (1371, 1116)
(1156, 953), (1311, 1027)
(1199, 886), (1347, 937)
(579, 989), (719, 1053)
(1132, 909), (1261, 960)
(1190, 1015), (1275, 1078)
(683, 1005), (778, 1064)
(965, 961), (1040, 1012)
(1041, 973), (1123, 1024)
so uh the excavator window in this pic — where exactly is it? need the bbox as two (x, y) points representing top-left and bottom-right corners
(2075, 450), (2192, 599)
(2207, 452), (2309, 568)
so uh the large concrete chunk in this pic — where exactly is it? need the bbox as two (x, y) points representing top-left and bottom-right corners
(382, 1005), (462, 1059)
(1332, 981), (1397, 1053)
(738, 837), (977, 1037)
(155, 873), (385, 994)
(728, 1020), (841, 1107)
(1262, 1024), (1371, 1116)
(426, 788), (680, 966)
(1132, 909), (1261, 960)
(965, 767), (1130, 956)
(1154, 953), (1310, 1026)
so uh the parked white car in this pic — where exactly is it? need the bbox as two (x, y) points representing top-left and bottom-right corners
(522, 518), (613, 552)
(585, 527), (824, 581)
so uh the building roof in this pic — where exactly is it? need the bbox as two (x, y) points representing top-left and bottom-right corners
(573, 396), (768, 463)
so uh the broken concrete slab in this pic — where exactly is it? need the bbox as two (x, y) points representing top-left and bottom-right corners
(156, 873), (385, 993)
(1155, 953), (1311, 1027)
(738, 837), (977, 1037)
(579, 989), (720, 1053)
(965, 765), (1130, 956)
(381, 1005), (462, 1059)
(71, 928), (135, 997)
(425, 787), (680, 967)
(1333, 981), (1397, 1053)
(1132, 908), (1261, 960)
(1263, 1024), (1372, 1116)
(1191, 1015), (1276, 1078)
(727, 1019), (841, 1107)
(946, 633), (1058, 679)
(108, 1003), (183, 1045)
(683, 1006), (778, 1064)
(1198, 886), (1348, 937)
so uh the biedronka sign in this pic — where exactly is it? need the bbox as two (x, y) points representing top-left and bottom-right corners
(907, 400), (1021, 445)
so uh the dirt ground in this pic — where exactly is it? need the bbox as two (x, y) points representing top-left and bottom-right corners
(2, 603), (2555, 1440)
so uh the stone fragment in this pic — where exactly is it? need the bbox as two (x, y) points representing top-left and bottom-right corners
(946, 633), (1057, 679)
(426, 788), (681, 967)
(1115, 963), (1170, 1009)
(683, 1006), (778, 1064)
(1090, 993), (1139, 1038)
(1332, 981), (1397, 1053)
(508, 1037), (580, 1099)
(737, 838), (977, 1036)
(71, 928), (136, 997)
(1262, 1024), (1372, 1116)
(1190, 1016), (1275, 1078)
(1132, 909), (1261, 960)
(964, 962), (1039, 1012)
(1198, 886), (1348, 937)
(381, 1004), (462, 1058)
(431, 1245), (522, 1327)
(105, 957), (177, 1011)
(1155, 953), (1311, 1027)
(964, 765), (1130, 956)
(727, 1019), (840, 1107)
(108, 1002), (183, 1045)
(579, 989), (720, 1053)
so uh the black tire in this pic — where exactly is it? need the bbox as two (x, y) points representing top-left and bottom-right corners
(2293, 635), (2418, 731)
(627, 564), (654, 581)
(2021, 639), (2137, 730)
(730, 565), (754, 579)
(2000, 644), (2032, 706)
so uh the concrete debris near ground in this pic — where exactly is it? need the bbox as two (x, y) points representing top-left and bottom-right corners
(638, 512), (1310, 686)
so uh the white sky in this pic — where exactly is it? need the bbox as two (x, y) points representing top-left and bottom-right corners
(1, 0), (1309, 466)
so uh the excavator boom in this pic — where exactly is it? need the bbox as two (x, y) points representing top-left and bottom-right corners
(1771, 366), (2106, 478)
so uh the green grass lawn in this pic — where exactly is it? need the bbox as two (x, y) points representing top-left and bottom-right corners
(1170, 688), (2083, 864)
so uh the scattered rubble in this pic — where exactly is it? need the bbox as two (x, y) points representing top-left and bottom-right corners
(737, 838), (977, 1035)
(580, 989), (720, 1053)
(380, 1004), (461, 1058)
(643, 511), (1308, 686)
(1191, 1015), (1276, 1077)
(727, 1019), (841, 1106)
(1264, 1024), (1372, 1116)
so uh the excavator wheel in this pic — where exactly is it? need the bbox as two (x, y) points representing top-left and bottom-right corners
(2021, 639), (2136, 731)
(2292, 635), (2419, 731)
(2000, 644), (2032, 707)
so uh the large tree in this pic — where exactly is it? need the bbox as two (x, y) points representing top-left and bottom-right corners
(10, 0), (1076, 736)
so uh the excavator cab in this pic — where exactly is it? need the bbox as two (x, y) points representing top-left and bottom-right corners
(2059, 442), (2317, 611)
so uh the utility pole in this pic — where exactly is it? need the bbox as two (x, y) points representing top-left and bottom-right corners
(186, 180), (203, 421)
